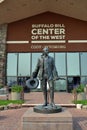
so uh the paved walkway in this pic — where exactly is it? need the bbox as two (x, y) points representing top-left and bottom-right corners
(0, 92), (87, 130)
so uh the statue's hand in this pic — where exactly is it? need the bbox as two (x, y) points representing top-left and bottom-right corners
(53, 77), (59, 81)
(32, 72), (37, 78)
(30, 74), (34, 80)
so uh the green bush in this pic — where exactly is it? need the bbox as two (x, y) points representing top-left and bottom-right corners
(0, 84), (4, 89)
(11, 85), (23, 93)
(0, 100), (24, 106)
(73, 100), (87, 105)
(75, 84), (85, 93)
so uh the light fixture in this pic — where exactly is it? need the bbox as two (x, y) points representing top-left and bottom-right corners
(0, 0), (4, 4)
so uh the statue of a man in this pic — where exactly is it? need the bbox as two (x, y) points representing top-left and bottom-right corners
(32, 47), (58, 107)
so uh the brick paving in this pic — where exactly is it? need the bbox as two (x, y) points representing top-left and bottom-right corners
(0, 92), (87, 130)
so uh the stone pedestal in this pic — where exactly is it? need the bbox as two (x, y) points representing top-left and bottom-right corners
(22, 108), (73, 130)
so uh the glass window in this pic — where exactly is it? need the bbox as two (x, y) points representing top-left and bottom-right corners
(31, 53), (42, 73)
(54, 77), (66, 91)
(80, 53), (87, 76)
(55, 53), (66, 76)
(18, 53), (30, 76)
(81, 77), (87, 85)
(67, 53), (80, 76)
(7, 53), (17, 76)
(7, 76), (17, 87)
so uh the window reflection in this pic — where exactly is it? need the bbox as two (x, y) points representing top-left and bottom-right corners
(54, 77), (66, 91)
(81, 53), (87, 76)
(55, 53), (66, 76)
(32, 53), (41, 73)
(67, 53), (80, 76)
(81, 77), (87, 85)
(7, 53), (17, 76)
(7, 76), (17, 87)
(18, 53), (30, 76)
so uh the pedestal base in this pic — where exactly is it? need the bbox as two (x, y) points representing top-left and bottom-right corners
(22, 108), (73, 130)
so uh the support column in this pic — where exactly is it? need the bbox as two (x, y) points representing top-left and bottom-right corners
(0, 24), (7, 85)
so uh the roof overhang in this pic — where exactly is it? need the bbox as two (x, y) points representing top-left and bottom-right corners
(0, 0), (87, 25)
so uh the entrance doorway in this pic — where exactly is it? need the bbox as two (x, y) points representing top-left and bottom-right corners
(67, 76), (80, 92)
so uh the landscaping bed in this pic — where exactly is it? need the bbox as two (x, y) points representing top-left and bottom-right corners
(0, 100), (24, 110)
(73, 100), (87, 109)
(73, 100), (87, 105)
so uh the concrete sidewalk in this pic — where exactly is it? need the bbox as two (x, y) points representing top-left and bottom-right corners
(0, 92), (87, 130)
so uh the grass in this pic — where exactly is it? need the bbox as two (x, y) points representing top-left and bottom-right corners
(73, 100), (87, 105)
(0, 100), (24, 106)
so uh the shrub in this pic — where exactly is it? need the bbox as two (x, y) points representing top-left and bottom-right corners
(73, 100), (87, 105)
(0, 84), (4, 89)
(75, 84), (85, 93)
(11, 85), (23, 93)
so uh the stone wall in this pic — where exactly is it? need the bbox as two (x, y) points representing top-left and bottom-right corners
(0, 24), (7, 85)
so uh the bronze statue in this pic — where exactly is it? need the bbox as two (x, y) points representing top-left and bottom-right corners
(32, 47), (59, 108)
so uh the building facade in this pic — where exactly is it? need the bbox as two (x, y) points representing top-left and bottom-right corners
(0, 12), (87, 92)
